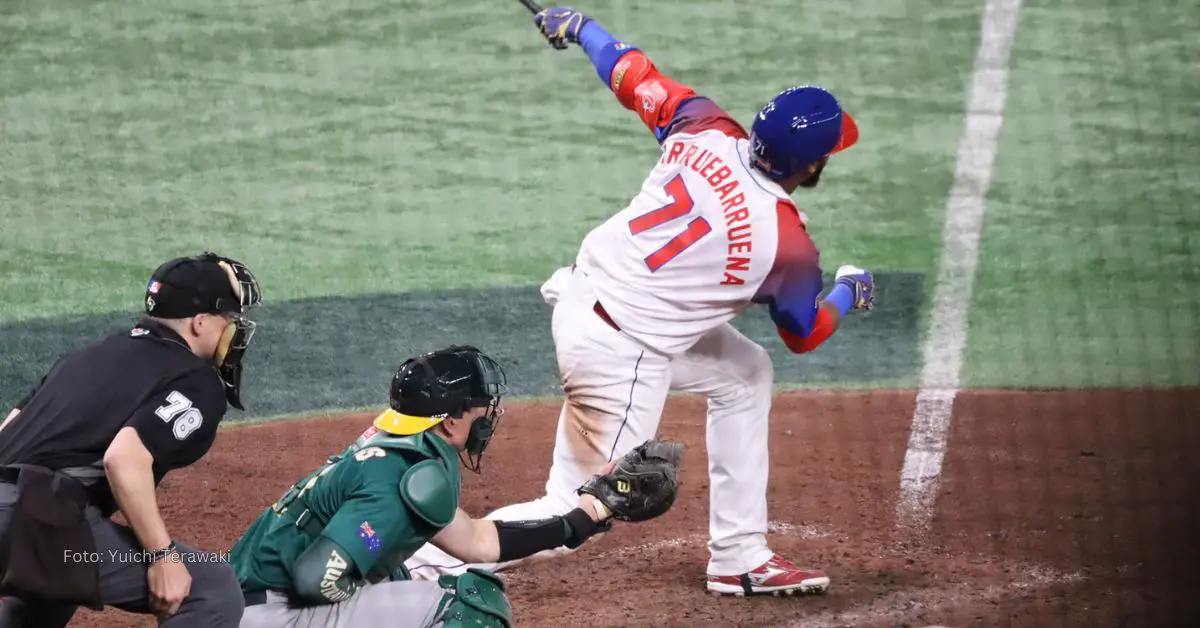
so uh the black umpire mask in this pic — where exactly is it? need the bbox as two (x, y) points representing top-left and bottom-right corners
(144, 252), (263, 409)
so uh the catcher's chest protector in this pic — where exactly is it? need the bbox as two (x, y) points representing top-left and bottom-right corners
(352, 431), (464, 560)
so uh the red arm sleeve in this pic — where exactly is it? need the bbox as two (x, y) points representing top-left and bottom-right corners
(753, 200), (840, 354)
(778, 306), (839, 354)
(609, 51), (748, 142)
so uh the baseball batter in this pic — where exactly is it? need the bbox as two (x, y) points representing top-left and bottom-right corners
(404, 7), (876, 597)
(229, 345), (681, 627)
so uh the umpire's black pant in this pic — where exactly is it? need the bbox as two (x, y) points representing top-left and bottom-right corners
(0, 481), (243, 627)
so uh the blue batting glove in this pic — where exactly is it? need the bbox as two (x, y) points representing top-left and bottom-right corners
(835, 265), (874, 311)
(534, 6), (591, 48)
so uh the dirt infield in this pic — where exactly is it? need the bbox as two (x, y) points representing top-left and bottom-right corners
(62, 389), (1199, 627)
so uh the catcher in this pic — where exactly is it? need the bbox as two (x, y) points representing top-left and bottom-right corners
(229, 345), (682, 628)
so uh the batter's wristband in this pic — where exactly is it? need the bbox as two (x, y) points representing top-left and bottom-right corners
(827, 282), (856, 317)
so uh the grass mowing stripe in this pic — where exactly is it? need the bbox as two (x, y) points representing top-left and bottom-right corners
(895, 0), (1022, 538)
(960, 0), (1199, 388)
(1, 0), (963, 326)
(217, 384), (921, 430)
(2, 275), (924, 417)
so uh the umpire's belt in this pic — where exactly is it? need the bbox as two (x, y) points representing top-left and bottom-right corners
(0, 465), (104, 486)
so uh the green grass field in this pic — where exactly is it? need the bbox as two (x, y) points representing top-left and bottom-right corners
(1, 0), (1196, 418)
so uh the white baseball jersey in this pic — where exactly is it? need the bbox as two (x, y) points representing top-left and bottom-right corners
(574, 96), (826, 357)
(403, 40), (853, 587)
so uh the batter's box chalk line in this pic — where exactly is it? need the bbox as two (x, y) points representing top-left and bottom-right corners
(776, 561), (1086, 628)
(499, 520), (836, 586)
(766, 521), (835, 539)
(596, 520), (836, 561)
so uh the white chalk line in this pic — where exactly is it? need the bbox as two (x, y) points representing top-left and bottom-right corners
(500, 521), (1092, 628)
(499, 520), (834, 586)
(594, 520), (835, 562)
(895, 0), (1024, 537)
(779, 562), (1085, 628)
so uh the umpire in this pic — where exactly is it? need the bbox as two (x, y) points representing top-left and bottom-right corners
(0, 252), (262, 627)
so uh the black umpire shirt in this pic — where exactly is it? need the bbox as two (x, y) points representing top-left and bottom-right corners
(0, 319), (228, 515)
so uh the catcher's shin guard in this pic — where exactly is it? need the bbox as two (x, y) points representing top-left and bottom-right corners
(434, 569), (513, 628)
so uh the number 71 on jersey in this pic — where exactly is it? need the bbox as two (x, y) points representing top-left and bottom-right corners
(628, 175), (711, 272)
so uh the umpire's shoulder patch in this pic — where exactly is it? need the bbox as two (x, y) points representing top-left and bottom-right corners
(398, 459), (457, 528)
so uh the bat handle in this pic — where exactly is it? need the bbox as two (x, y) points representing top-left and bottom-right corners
(522, 0), (570, 50)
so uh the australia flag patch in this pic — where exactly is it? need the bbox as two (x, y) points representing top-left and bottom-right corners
(358, 521), (382, 554)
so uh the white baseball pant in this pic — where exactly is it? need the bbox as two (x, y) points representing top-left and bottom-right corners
(404, 267), (775, 579)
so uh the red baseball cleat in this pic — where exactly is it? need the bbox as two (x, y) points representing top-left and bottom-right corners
(706, 554), (831, 597)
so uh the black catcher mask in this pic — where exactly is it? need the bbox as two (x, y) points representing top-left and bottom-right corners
(144, 252), (262, 409)
(371, 345), (508, 473)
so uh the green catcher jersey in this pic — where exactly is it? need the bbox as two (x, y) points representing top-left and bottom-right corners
(230, 425), (462, 593)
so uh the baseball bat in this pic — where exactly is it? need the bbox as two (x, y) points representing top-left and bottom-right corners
(517, 0), (570, 50)
(517, 0), (545, 13)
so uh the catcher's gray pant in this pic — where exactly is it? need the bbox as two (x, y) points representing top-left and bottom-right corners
(0, 481), (243, 628)
(239, 582), (448, 628)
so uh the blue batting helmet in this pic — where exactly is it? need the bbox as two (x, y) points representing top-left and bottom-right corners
(748, 85), (859, 182)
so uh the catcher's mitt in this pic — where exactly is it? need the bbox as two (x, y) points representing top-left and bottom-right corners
(577, 440), (683, 522)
